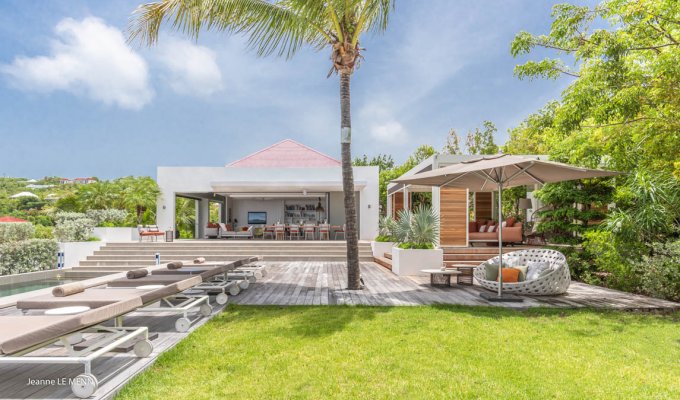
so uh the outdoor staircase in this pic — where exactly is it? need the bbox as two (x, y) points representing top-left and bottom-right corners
(72, 240), (373, 272)
(373, 245), (534, 271)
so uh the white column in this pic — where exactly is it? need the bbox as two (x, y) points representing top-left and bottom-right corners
(197, 199), (209, 239)
(156, 191), (175, 232)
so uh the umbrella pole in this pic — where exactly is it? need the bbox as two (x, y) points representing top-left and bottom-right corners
(497, 182), (503, 297)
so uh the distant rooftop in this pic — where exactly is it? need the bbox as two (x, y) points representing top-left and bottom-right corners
(227, 139), (341, 168)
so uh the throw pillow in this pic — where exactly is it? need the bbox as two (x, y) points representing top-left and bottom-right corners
(505, 217), (516, 227)
(513, 265), (528, 282)
(479, 225), (487, 233)
(488, 225), (496, 233)
(526, 261), (551, 281)
(501, 221), (507, 228)
(484, 260), (499, 281)
(498, 268), (520, 283)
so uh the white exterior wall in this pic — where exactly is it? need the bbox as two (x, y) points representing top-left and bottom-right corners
(156, 166), (379, 240)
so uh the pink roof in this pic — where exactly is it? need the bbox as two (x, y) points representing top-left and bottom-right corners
(227, 139), (340, 168)
(0, 216), (28, 223)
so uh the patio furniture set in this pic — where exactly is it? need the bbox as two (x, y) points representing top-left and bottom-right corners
(423, 248), (570, 296)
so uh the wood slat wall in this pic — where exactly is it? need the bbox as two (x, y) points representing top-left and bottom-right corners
(392, 192), (404, 219)
(475, 192), (493, 221)
(439, 188), (468, 246)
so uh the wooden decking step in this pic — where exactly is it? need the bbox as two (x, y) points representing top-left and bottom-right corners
(384, 252), (392, 260)
(374, 257), (392, 270)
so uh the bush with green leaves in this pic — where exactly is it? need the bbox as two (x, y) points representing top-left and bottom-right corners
(634, 241), (680, 303)
(85, 209), (128, 227)
(395, 206), (440, 250)
(0, 222), (35, 244)
(0, 222), (35, 243)
(53, 212), (96, 242)
(0, 239), (58, 275)
(33, 224), (54, 239)
(375, 215), (397, 242)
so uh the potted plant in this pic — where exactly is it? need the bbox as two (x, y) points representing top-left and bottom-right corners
(371, 215), (397, 258)
(391, 205), (444, 276)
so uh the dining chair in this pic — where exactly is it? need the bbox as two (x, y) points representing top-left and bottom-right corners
(334, 224), (346, 240)
(289, 224), (300, 240)
(319, 224), (330, 240)
(263, 225), (275, 240)
(275, 224), (286, 240)
(304, 224), (316, 240)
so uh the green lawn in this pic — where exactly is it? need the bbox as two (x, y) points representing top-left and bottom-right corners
(117, 305), (680, 400)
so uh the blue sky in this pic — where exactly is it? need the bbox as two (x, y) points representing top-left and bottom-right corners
(0, 0), (583, 179)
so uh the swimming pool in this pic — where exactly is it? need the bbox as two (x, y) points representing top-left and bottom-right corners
(0, 278), (82, 297)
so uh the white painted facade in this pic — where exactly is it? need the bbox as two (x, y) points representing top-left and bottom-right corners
(156, 166), (379, 240)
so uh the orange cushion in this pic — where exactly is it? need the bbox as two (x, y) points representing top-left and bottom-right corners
(497, 268), (519, 283)
(505, 217), (516, 228)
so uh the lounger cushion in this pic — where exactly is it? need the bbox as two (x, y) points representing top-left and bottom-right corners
(108, 274), (191, 287)
(52, 282), (85, 297)
(167, 261), (183, 269)
(0, 297), (142, 355)
(17, 288), (143, 310)
(127, 268), (149, 279)
(194, 257), (206, 264)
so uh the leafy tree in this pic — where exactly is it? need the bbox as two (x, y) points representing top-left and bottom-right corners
(442, 128), (462, 155)
(465, 121), (498, 155)
(128, 0), (395, 290)
(175, 197), (196, 239)
(353, 154), (395, 171)
(510, 0), (680, 177)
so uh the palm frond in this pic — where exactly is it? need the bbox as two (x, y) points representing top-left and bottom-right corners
(128, 0), (330, 58)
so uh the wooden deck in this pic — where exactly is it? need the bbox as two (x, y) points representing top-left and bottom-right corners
(233, 261), (680, 310)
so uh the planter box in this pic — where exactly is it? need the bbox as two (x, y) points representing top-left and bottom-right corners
(371, 241), (395, 258)
(92, 227), (139, 242)
(391, 247), (444, 276)
(59, 241), (104, 269)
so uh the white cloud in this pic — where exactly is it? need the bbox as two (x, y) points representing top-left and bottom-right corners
(1, 17), (152, 110)
(361, 104), (409, 143)
(156, 38), (223, 97)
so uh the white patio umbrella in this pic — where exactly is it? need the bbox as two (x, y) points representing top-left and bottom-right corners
(391, 154), (620, 301)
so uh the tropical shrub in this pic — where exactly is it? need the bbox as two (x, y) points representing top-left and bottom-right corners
(0, 239), (58, 275)
(86, 209), (128, 226)
(375, 216), (397, 242)
(634, 241), (680, 302)
(33, 224), (54, 239)
(395, 206), (440, 250)
(0, 222), (35, 244)
(53, 212), (96, 242)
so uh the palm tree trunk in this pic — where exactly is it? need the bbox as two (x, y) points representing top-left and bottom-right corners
(340, 71), (361, 290)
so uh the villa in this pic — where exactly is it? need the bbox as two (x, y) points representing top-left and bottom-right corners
(156, 139), (380, 240)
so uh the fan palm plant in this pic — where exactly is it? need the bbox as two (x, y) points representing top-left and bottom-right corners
(377, 215), (397, 242)
(395, 206), (439, 249)
(127, 0), (394, 290)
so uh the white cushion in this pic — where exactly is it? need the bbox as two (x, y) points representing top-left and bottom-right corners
(526, 261), (551, 280)
(501, 221), (507, 228)
(488, 225), (496, 233)
(479, 225), (487, 232)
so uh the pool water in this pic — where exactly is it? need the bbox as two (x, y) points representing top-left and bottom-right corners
(0, 278), (81, 297)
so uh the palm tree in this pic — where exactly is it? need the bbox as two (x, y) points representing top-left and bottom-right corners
(120, 177), (161, 224)
(128, 0), (394, 290)
(78, 181), (115, 210)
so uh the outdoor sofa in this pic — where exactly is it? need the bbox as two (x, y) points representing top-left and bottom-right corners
(473, 248), (571, 295)
(468, 218), (523, 244)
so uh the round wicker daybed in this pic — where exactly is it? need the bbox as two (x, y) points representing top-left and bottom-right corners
(473, 248), (571, 295)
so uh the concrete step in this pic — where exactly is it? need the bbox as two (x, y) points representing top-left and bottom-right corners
(78, 255), (374, 266)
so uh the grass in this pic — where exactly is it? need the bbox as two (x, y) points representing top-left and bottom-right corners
(117, 305), (680, 399)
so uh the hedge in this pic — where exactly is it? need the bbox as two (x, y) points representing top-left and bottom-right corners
(0, 239), (58, 275)
(0, 222), (35, 244)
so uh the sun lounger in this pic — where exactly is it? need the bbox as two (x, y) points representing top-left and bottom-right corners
(0, 297), (152, 398)
(19, 275), (211, 332)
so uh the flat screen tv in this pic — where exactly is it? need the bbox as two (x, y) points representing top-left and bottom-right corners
(247, 212), (267, 225)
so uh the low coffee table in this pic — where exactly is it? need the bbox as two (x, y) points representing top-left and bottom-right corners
(421, 269), (462, 287)
(449, 264), (476, 286)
